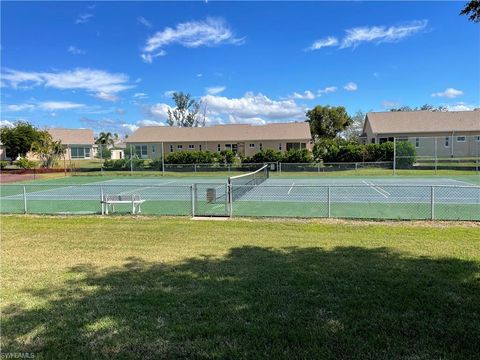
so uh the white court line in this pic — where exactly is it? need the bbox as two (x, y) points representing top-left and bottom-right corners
(362, 180), (388, 198)
(287, 182), (295, 195)
(368, 181), (391, 196)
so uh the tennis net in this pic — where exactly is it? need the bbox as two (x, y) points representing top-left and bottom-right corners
(227, 164), (269, 202)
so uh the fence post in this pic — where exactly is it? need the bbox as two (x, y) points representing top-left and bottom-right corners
(279, 162), (282, 175)
(228, 182), (233, 218)
(23, 185), (27, 214)
(191, 184), (196, 217)
(355, 162), (358, 174)
(393, 137), (396, 176)
(434, 137), (438, 175)
(100, 186), (104, 215)
(430, 186), (435, 220)
(327, 186), (331, 218)
(194, 164), (197, 173)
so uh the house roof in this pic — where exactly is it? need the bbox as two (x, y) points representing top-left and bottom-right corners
(48, 128), (95, 145)
(365, 110), (480, 135)
(126, 122), (312, 143)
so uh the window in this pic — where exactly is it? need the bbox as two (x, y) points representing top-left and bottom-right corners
(379, 138), (388, 144)
(278, 143), (282, 151)
(188, 144), (195, 149)
(444, 136), (450, 147)
(152, 145), (156, 153)
(199, 144), (202, 151)
(217, 144), (221, 151)
(371, 138), (376, 144)
(177, 144), (183, 150)
(71, 147), (86, 159)
(476, 136), (480, 143)
(249, 143), (255, 148)
(134, 145), (148, 158)
(415, 137), (420, 148)
(259, 143), (263, 151)
(170, 145), (174, 153)
(456, 136), (466, 142)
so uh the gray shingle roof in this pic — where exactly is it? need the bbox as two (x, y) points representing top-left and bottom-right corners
(48, 128), (95, 145)
(366, 110), (480, 134)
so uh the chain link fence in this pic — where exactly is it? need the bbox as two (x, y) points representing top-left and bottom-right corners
(1, 183), (478, 220)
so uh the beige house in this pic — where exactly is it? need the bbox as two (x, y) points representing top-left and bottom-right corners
(125, 122), (312, 158)
(48, 128), (97, 160)
(362, 110), (480, 157)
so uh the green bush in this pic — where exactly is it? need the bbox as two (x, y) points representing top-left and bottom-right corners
(103, 159), (129, 170)
(219, 150), (236, 164)
(282, 149), (313, 163)
(250, 149), (283, 163)
(15, 157), (37, 169)
(0, 160), (8, 169)
(165, 151), (220, 164)
(395, 141), (416, 168)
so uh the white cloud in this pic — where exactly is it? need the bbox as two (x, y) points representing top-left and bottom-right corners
(381, 100), (400, 108)
(202, 92), (306, 122)
(147, 103), (173, 119)
(137, 16), (152, 28)
(205, 86), (226, 95)
(38, 101), (84, 110)
(140, 50), (166, 64)
(290, 90), (315, 100)
(431, 88), (463, 98)
(0, 120), (15, 128)
(444, 102), (474, 111)
(4, 104), (36, 112)
(1, 68), (132, 101)
(341, 20), (428, 48)
(133, 92), (148, 99)
(307, 37), (338, 51)
(344, 82), (358, 91)
(76, 13), (93, 24)
(137, 119), (166, 127)
(4, 101), (84, 112)
(373, 72), (380, 78)
(307, 20), (427, 51)
(142, 17), (244, 62)
(317, 86), (337, 95)
(122, 124), (139, 133)
(196, 73), (203, 78)
(95, 92), (119, 102)
(68, 46), (86, 55)
(163, 90), (177, 97)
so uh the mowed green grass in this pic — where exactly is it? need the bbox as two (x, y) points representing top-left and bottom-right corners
(1, 216), (479, 359)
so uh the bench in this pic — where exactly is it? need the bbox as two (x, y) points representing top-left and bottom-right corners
(101, 194), (145, 215)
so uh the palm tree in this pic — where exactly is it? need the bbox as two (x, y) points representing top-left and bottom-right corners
(96, 132), (114, 147)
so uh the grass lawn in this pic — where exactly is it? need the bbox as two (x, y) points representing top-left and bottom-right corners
(1, 216), (479, 359)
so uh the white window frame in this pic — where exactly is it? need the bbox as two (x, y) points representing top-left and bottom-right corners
(444, 136), (450, 148)
(152, 145), (156, 153)
(415, 137), (420, 148)
(259, 143), (263, 151)
(476, 136), (480, 143)
(249, 143), (255, 148)
(217, 144), (221, 152)
(278, 143), (282, 151)
(456, 136), (466, 143)
(134, 145), (148, 158)
(177, 144), (183, 150)
(188, 144), (195, 150)
(199, 144), (202, 151)
(170, 145), (174, 153)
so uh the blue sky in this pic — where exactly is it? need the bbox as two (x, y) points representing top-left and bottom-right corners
(1, 1), (478, 135)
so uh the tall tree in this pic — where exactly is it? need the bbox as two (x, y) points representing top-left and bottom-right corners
(31, 131), (65, 168)
(0, 121), (42, 160)
(167, 92), (203, 127)
(96, 132), (114, 146)
(342, 110), (365, 141)
(460, 0), (480, 22)
(306, 105), (352, 139)
(390, 105), (447, 112)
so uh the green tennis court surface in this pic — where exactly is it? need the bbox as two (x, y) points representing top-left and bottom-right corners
(1, 174), (479, 220)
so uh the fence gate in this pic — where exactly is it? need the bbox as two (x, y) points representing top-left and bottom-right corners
(192, 183), (229, 217)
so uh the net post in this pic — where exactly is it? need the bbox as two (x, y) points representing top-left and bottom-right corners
(194, 164), (197, 173)
(23, 185), (27, 214)
(434, 137), (438, 175)
(130, 144), (133, 175)
(131, 194), (135, 215)
(327, 186), (331, 218)
(430, 186), (435, 220)
(161, 142), (165, 176)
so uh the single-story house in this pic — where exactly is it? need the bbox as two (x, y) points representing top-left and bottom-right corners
(48, 128), (97, 160)
(361, 110), (480, 157)
(125, 122), (312, 158)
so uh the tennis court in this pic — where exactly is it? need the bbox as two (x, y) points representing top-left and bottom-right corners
(1, 165), (479, 220)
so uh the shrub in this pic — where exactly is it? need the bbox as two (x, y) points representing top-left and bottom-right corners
(165, 151), (218, 164)
(15, 157), (37, 169)
(395, 141), (416, 168)
(103, 159), (128, 170)
(0, 160), (8, 170)
(219, 150), (236, 164)
(282, 149), (313, 163)
(250, 149), (282, 163)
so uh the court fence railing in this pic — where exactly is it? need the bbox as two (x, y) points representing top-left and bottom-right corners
(1, 183), (478, 221)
